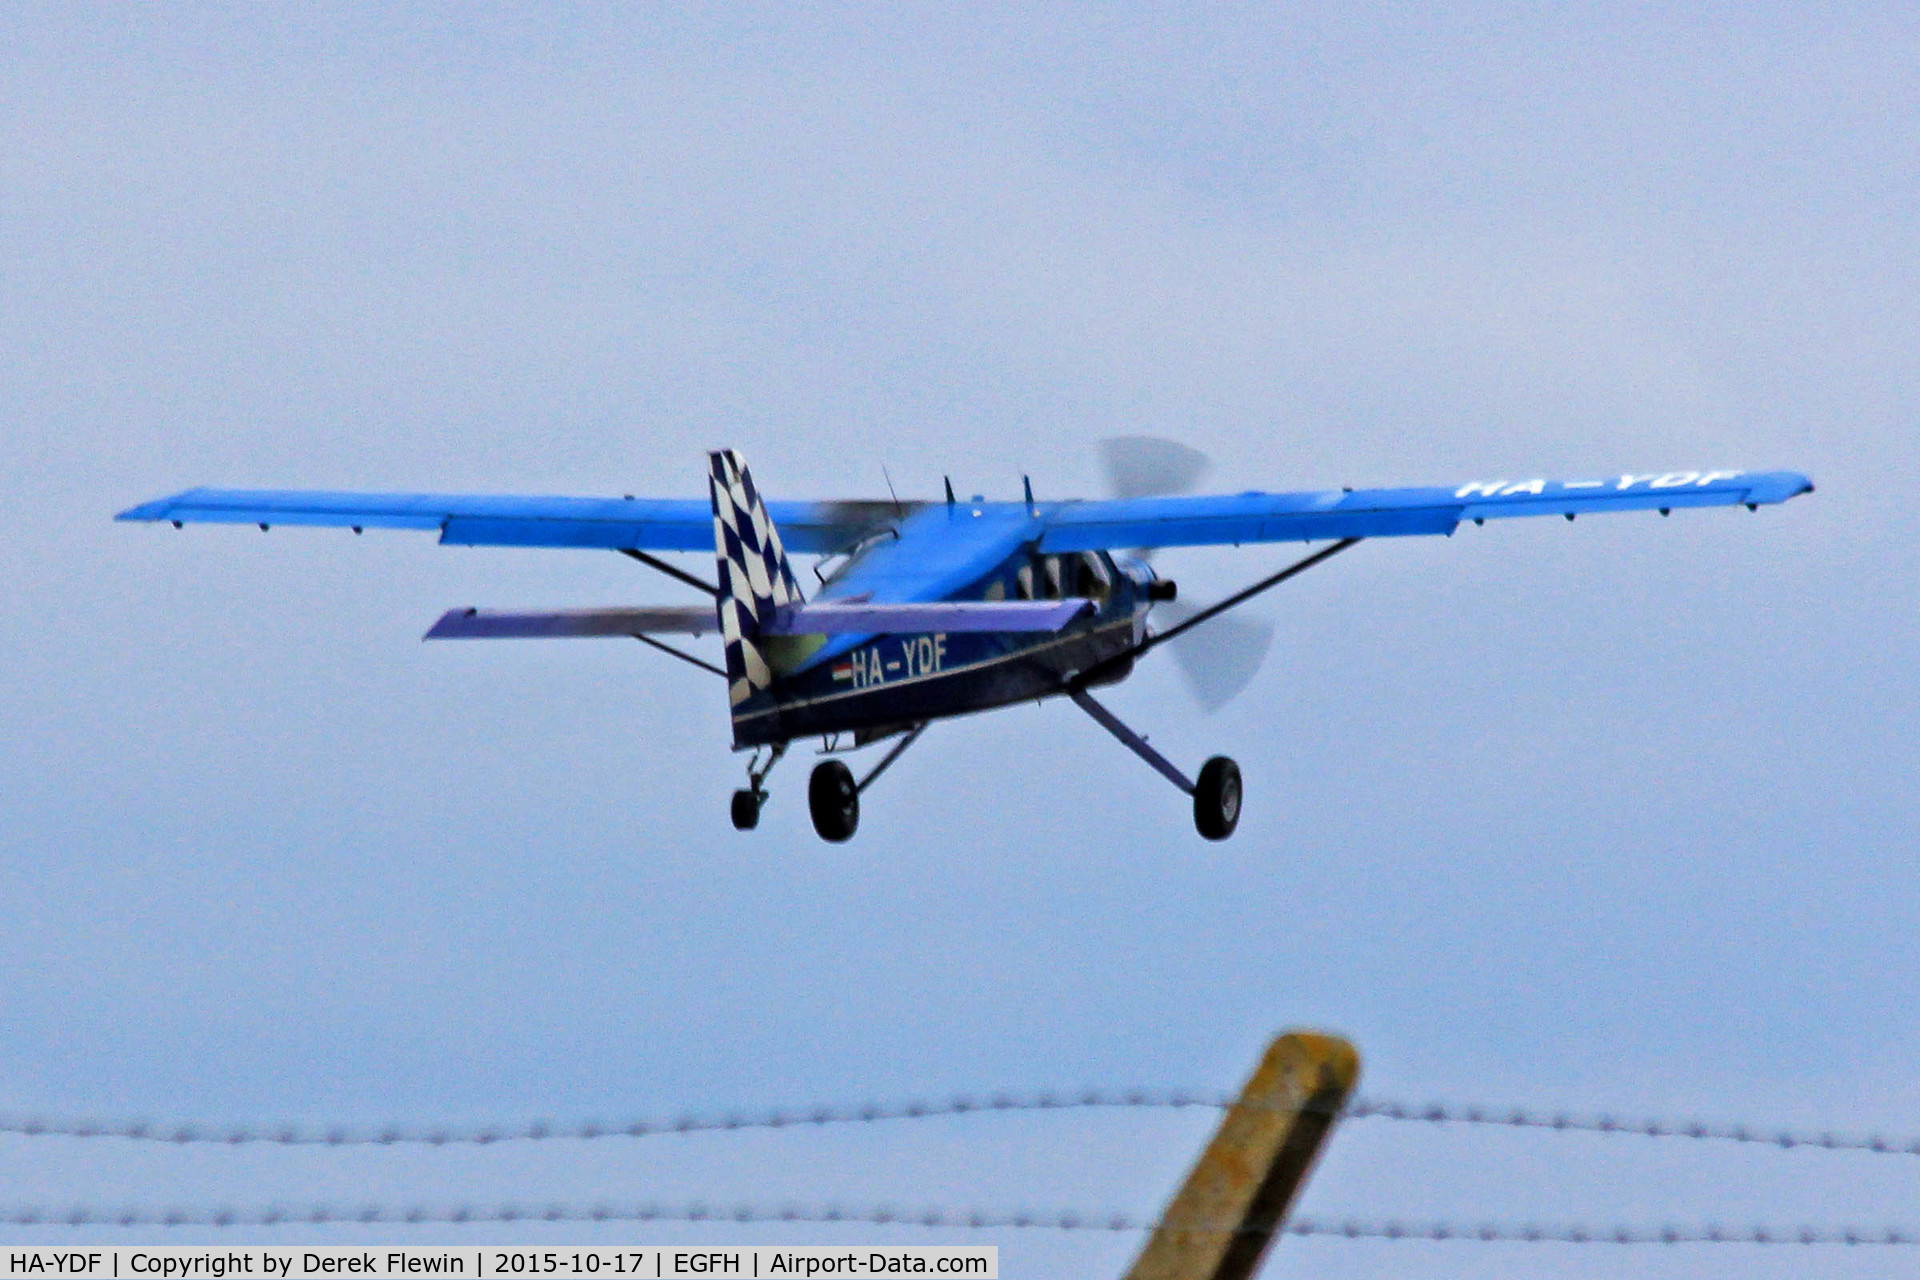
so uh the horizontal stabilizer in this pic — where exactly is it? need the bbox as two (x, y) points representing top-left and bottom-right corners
(765, 598), (1094, 635)
(117, 488), (906, 555)
(424, 606), (716, 640)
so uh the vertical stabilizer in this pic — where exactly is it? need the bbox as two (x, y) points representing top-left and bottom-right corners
(708, 451), (805, 720)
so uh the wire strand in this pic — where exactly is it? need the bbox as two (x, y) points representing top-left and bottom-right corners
(1, 1203), (1915, 1245)
(4, 1091), (1915, 1159)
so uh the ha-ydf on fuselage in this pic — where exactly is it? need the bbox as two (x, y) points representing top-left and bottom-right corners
(120, 447), (1812, 842)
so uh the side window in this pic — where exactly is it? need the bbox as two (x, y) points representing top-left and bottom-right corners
(1015, 564), (1035, 600)
(1043, 556), (1063, 599)
(1076, 553), (1111, 602)
(982, 577), (1006, 602)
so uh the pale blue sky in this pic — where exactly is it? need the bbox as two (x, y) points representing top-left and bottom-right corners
(2, 4), (1917, 1275)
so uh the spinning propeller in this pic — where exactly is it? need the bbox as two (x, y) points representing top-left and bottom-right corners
(1098, 437), (1278, 713)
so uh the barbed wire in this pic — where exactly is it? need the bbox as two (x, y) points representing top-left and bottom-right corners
(3, 1091), (1916, 1159)
(1344, 1094), (1920, 1154)
(1287, 1218), (1920, 1246)
(2, 1201), (1918, 1245)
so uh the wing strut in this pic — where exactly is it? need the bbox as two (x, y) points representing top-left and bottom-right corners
(619, 548), (719, 597)
(634, 634), (726, 678)
(1072, 537), (1363, 692)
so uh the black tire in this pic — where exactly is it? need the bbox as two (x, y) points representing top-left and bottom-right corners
(730, 789), (761, 831)
(1193, 756), (1242, 841)
(808, 760), (860, 842)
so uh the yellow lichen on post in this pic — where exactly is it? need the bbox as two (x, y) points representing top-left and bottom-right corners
(1123, 1031), (1360, 1280)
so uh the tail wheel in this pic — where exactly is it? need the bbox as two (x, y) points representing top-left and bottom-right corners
(1194, 756), (1242, 841)
(730, 789), (761, 831)
(808, 760), (860, 842)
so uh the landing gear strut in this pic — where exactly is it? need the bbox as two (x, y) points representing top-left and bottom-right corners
(806, 723), (929, 842)
(731, 742), (787, 831)
(1069, 688), (1242, 840)
(733, 727), (927, 840)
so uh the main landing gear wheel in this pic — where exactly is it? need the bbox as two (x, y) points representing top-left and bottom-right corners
(1193, 756), (1242, 841)
(808, 760), (860, 842)
(730, 789), (762, 831)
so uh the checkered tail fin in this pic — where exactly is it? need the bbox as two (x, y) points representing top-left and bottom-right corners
(708, 450), (805, 712)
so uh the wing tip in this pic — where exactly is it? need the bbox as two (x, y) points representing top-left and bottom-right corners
(115, 498), (174, 522)
(115, 487), (207, 523)
(421, 608), (478, 640)
(1754, 471), (1816, 504)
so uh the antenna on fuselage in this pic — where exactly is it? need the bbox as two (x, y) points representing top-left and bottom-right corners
(1022, 474), (1036, 517)
(882, 464), (903, 518)
(944, 476), (956, 508)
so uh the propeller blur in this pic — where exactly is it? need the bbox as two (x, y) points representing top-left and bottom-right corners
(1099, 436), (1278, 714)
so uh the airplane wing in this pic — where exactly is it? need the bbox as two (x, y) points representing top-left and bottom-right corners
(1035, 469), (1814, 552)
(116, 488), (910, 556)
(120, 469), (1813, 559)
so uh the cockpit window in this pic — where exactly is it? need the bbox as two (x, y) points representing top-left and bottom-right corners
(1076, 552), (1112, 602)
(812, 527), (898, 588)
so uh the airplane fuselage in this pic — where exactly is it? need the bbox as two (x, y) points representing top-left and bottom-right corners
(730, 545), (1150, 746)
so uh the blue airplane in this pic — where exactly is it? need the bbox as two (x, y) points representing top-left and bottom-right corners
(119, 444), (1812, 842)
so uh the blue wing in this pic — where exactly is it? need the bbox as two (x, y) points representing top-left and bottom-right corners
(119, 468), (1812, 558)
(1035, 469), (1813, 551)
(115, 487), (909, 556)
